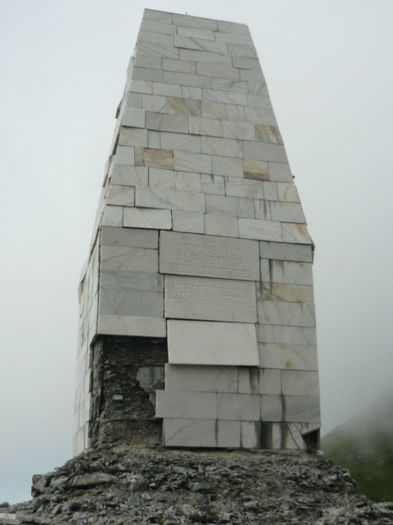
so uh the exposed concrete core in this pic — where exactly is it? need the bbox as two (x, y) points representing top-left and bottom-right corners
(89, 336), (167, 448)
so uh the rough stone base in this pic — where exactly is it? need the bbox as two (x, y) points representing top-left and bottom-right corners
(8, 446), (393, 525)
(90, 335), (167, 448)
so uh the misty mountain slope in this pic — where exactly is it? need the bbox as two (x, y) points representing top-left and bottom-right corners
(322, 395), (393, 502)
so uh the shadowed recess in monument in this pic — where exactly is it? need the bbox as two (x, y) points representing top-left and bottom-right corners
(74, 8), (320, 454)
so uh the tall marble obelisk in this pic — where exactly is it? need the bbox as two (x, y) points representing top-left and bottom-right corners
(74, 9), (320, 455)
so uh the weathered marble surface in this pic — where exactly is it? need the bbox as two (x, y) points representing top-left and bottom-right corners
(167, 320), (259, 366)
(165, 275), (257, 322)
(75, 8), (320, 454)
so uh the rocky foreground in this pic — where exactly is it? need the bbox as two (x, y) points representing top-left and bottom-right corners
(2, 445), (393, 525)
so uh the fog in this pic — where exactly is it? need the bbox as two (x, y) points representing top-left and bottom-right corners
(1, 0), (392, 503)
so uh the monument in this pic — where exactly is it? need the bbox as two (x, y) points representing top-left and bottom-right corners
(74, 8), (320, 455)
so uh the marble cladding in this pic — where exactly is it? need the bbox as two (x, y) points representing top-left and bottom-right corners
(74, 9), (320, 454)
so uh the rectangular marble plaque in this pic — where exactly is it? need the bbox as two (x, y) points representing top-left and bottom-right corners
(165, 275), (257, 322)
(160, 231), (259, 281)
(167, 319), (259, 366)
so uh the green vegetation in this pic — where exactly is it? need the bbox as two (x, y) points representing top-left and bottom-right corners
(322, 397), (393, 502)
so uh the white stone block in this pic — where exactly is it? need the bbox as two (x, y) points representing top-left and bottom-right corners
(259, 344), (318, 371)
(172, 209), (204, 233)
(270, 202), (305, 224)
(257, 324), (317, 346)
(118, 127), (148, 148)
(101, 204), (123, 227)
(282, 223), (312, 244)
(143, 9), (173, 24)
(201, 136), (243, 157)
(153, 82), (182, 97)
(100, 245), (158, 272)
(211, 79), (248, 93)
(244, 107), (277, 126)
(258, 301), (315, 327)
(159, 231), (259, 280)
(205, 213), (238, 237)
(189, 116), (223, 137)
(162, 57), (196, 74)
(142, 20), (175, 35)
(218, 420), (241, 447)
(226, 104), (245, 121)
(197, 63), (239, 80)
(163, 71), (211, 88)
(241, 421), (261, 448)
(163, 418), (216, 447)
(281, 371), (319, 396)
(99, 288), (163, 317)
(105, 185), (135, 207)
(148, 131), (160, 148)
(113, 146), (135, 165)
(135, 186), (205, 213)
(101, 226), (158, 248)
(100, 270), (163, 292)
(138, 30), (174, 46)
(201, 174), (225, 195)
(98, 314), (166, 337)
(165, 275), (257, 322)
(260, 259), (270, 282)
(262, 283), (313, 303)
(277, 182), (300, 202)
(222, 120), (255, 140)
(201, 101), (227, 119)
(167, 320), (259, 366)
(260, 395), (282, 421)
(175, 35), (227, 55)
(284, 395), (320, 422)
(156, 390), (217, 419)
(205, 194), (237, 216)
(177, 26), (215, 41)
(123, 207), (172, 229)
(238, 218), (282, 242)
(270, 261), (313, 285)
(268, 162), (293, 182)
(173, 13), (218, 30)
(203, 89), (247, 105)
(160, 131), (201, 152)
(146, 112), (189, 133)
(243, 142), (287, 163)
(212, 156), (243, 177)
(237, 198), (255, 218)
(238, 368), (281, 395)
(217, 393), (260, 421)
(150, 168), (201, 193)
(165, 364), (238, 393)
(232, 56), (260, 70)
(262, 182), (278, 201)
(110, 165), (148, 186)
(182, 86), (202, 99)
(259, 242), (313, 263)
(141, 94), (167, 112)
(174, 150), (212, 173)
(226, 178), (264, 199)
(228, 43), (257, 58)
(180, 49), (232, 65)
(122, 108), (146, 128)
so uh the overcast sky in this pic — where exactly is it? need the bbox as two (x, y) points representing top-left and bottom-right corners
(1, 0), (392, 504)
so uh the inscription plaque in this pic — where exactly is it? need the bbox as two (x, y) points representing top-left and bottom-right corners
(165, 275), (257, 322)
(167, 320), (259, 366)
(160, 231), (259, 281)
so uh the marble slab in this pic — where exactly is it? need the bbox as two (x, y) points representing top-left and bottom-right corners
(163, 418), (216, 447)
(167, 320), (259, 366)
(100, 245), (158, 272)
(259, 241), (313, 263)
(101, 226), (158, 248)
(98, 314), (166, 337)
(165, 275), (257, 322)
(259, 344), (318, 371)
(160, 231), (259, 281)
(217, 393), (260, 420)
(284, 395), (321, 422)
(156, 390), (217, 419)
(123, 207), (172, 229)
(257, 324), (317, 346)
(164, 364), (238, 393)
(281, 370), (319, 396)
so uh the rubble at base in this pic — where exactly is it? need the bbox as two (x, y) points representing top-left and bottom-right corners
(3, 446), (393, 524)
